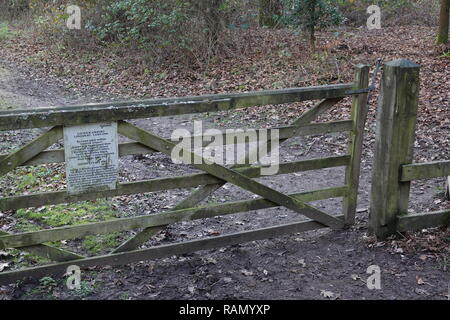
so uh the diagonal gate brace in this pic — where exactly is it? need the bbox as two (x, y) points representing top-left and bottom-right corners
(113, 98), (344, 252)
(117, 121), (345, 230)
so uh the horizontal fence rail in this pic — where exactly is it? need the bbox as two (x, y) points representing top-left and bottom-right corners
(0, 155), (351, 211)
(401, 160), (450, 181)
(0, 229), (84, 261)
(397, 210), (450, 231)
(0, 120), (352, 167)
(0, 186), (347, 249)
(0, 84), (362, 131)
(0, 215), (344, 285)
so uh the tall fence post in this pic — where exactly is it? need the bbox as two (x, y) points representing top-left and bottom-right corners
(343, 64), (370, 225)
(369, 59), (421, 238)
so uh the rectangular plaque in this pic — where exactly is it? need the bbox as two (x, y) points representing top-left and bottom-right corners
(64, 122), (119, 195)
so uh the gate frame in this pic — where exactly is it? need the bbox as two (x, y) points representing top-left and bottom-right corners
(0, 65), (369, 284)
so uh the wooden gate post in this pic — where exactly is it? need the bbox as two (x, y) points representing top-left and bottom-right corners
(343, 64), (370, 225)
(445, 176), (450, 200)
(369, 59), (420, 239)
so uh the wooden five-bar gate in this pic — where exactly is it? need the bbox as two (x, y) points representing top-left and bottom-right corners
(0, 65), (370, 284)
(0, 59), (447, 285)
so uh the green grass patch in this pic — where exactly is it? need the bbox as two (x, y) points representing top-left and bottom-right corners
(10, 249), (50, 268)
(0, 164), (65, 196)
(70, 281), (96, 298)
(119, 292), (130, 300)
(16, 172), (39, 191)
(0, 23), (15, 41)
(38, 276), (58, 293)
(82, 232), (123, 255)
(14, 199), (124, 255)
(442, 50), (450, 59)
(24, 276), (60, 299)
(0, 153), (127, 263)
(16, 199), (118, 228)
(14, 218), (41, 232)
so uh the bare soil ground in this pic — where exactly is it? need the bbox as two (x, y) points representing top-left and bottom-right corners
(0, 25), (449, 300)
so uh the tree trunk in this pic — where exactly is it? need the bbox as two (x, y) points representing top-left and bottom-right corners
(259, 0), (281, 28)
(309, 24), (316, 52)
(437, 0), (449, 44)
(445, 176), (450, 200)
(308, 0), (317, 51)
(191, 0), (225, 50)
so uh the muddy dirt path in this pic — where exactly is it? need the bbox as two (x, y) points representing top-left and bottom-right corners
(0, 61), (448, 300)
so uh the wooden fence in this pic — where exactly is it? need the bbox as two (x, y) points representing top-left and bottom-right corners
(0, 65), (370, 284)
(369, 59), (450, 238)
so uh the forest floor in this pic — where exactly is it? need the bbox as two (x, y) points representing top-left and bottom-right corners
(0, 25), (449, 300)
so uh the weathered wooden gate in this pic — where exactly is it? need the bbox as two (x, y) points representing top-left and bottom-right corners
(0, 65), (370, 284)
